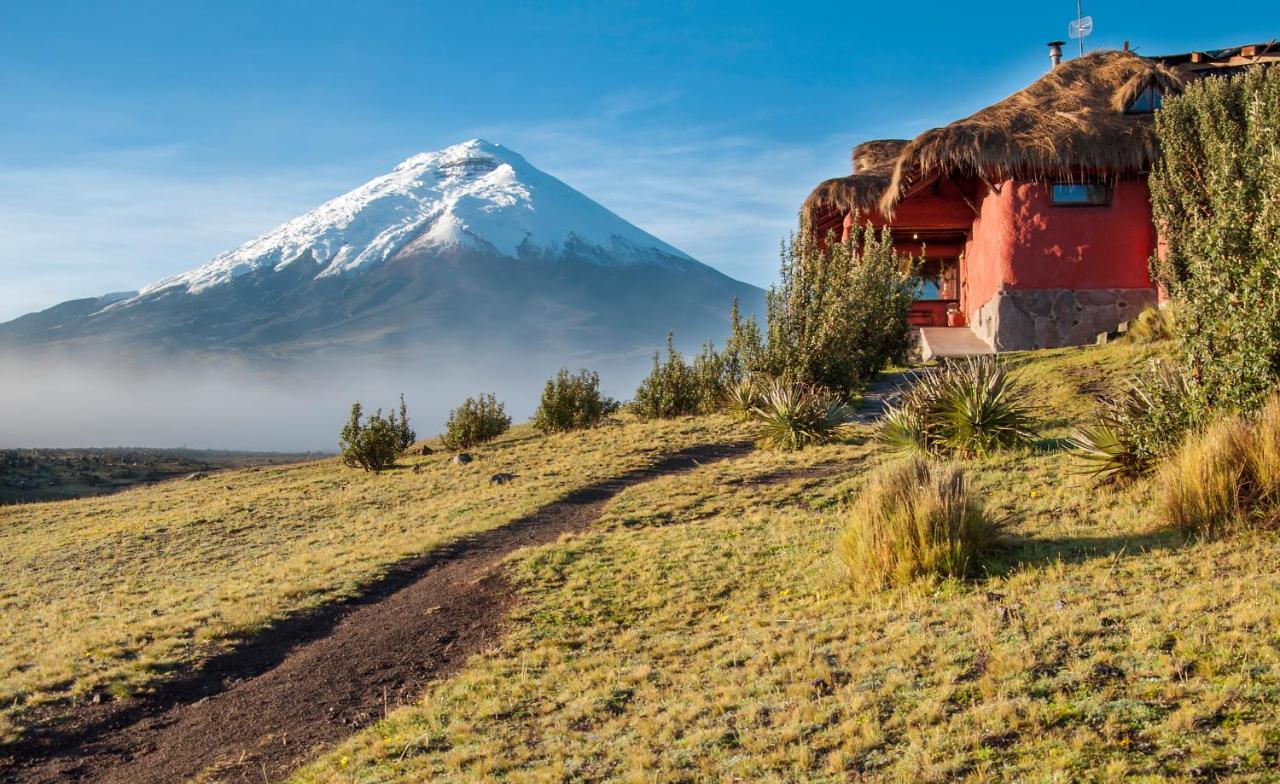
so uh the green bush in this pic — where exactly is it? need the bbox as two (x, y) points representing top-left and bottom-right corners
(837, 458), (1005, 591)
(1150, 65), (1280, 415)
(729, 222), (915, 395)
(440, 394), (511, 450)
(1069, 360), (1202, 483)
(339, 402), (402, 472)
(393, 393), (416, 451)
(632, 333), (702, 419)
(532, 368), (619, 433)
(879, 356), (1036, 458)
(748, 378), (853, 451)
(1158, 394), (1280, 538)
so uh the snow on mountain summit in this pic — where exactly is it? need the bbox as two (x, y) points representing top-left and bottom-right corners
(136, 139), (694, 298)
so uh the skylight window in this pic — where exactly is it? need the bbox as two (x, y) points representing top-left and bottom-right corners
(1126, 84), (1164, 113)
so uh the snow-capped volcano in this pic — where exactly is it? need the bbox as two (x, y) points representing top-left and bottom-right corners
(0, 140), (762, 364)
(135, 139), (691, 299)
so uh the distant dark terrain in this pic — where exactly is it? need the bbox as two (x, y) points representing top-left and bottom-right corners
(0, 448), (322, 504)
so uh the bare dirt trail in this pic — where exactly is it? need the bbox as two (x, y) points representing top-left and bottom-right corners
(7, 441), (754, 784)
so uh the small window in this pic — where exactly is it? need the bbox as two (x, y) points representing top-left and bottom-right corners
(1050, 182), (1111, 206)
(1126, 84), (1164, 114)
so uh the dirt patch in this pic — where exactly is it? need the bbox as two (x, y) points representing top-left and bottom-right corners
(5, 441), (752, 784)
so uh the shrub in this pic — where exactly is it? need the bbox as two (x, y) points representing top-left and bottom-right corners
(748, 378), (853, 451)
(1127, 305), (1177, 343)
(440, 394), (511, 450)
(1069, 360), (1202, 483)
(729, 222), (915, 395)
(837, 458), (1005, 591)
(879, 356), (1036, 458)
(339, 402), (401, 472)
(1150, 65), (1280, 415)
(1158, 394), (1280, 538)
(392, 393), (416, 451)
(532, 368), (619, 433)
(632, 334), (702, 419)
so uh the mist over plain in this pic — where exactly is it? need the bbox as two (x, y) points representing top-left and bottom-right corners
(0, 349), (661, 451)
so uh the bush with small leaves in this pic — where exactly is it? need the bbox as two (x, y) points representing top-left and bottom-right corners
(440, 394), (511, 451)
(392, 393), (416, 452)
(837, 458), (1006, 591)
(339, 402), (402, 472)
(532, 369), (619, 433)
(632, 334), (702, 420)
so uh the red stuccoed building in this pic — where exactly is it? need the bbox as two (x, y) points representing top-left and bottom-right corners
(802, 42), (1278, 355)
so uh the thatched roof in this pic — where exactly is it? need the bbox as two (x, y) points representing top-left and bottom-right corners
(880, 50), (1186, 212)
(800, 139), (907, 225)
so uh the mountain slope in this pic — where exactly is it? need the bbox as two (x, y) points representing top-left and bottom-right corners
(0, 140), (762, 363)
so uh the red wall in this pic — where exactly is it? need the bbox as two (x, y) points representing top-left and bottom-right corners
(961, 178), (1157, 318)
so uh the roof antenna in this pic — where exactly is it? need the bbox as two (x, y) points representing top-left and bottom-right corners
(1068, 1), (1093, 57)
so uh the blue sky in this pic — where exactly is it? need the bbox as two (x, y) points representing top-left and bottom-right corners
(1, 1), (1275, 321)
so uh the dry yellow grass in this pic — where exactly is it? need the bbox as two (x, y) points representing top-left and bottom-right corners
(292, 341), (1280, 782)
(0, 414), (749, 742)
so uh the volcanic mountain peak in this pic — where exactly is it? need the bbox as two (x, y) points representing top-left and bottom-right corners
(131, 139), (692, 300)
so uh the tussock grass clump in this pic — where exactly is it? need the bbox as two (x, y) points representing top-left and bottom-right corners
(1158, 395), (1280, 538)
(748, 378), (853, 451)
(1069, 360), (1200, 484)
(879, 356), (1036, 458)
(1127, 304), (1177, 343)
(440, 394), (511, 451)
(838, 458), (1004, 591)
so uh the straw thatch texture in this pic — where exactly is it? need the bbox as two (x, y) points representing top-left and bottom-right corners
(880, 51), (1185, 212)
(801, 140), (907, 226)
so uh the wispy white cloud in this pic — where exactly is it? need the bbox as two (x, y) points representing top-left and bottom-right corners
(0, 147), (358, 321)
(468, 98), (854, 289)
(0, 101), (858, 321)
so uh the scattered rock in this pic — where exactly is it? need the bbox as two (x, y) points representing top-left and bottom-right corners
(489, 472), (516, 485)
(418, 445), (435, 456)
(185, 472), (208, 481)
(452, 453), (473, 465)
(411, 464), (423, 474)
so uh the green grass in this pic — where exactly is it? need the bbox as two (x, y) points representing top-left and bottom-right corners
(0, 415), (749, 743)
(292, 340), (1280, 782)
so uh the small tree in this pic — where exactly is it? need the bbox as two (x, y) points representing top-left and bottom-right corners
(532, 368), (618, 433)
(339, 402), (401, 472)
(1150, 65), (1280, 414)
(392, 393), (416, 451)
(441, 394), (512, 450)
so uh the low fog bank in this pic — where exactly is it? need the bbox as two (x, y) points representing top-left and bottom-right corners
(0, 349), (661, 452)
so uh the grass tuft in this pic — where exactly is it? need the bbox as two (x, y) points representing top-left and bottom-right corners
(837, 458), (1005, 591)
(1158, 394), (1280, 538)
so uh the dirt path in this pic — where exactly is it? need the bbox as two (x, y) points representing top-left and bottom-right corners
(7, 441), (753, 784)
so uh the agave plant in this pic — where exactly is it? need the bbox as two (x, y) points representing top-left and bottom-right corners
(878, 356), (1036, 458)
(749, 378), (854, 450)
(723, 376), (764, 422)
(1068, 360), (1201, 483)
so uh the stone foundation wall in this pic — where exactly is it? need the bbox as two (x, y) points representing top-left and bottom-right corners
(970, 288), (1156, 351)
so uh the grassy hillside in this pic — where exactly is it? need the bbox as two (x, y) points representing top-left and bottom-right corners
(0, 415), (748, 743)
(289, 339), (1280, 782)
